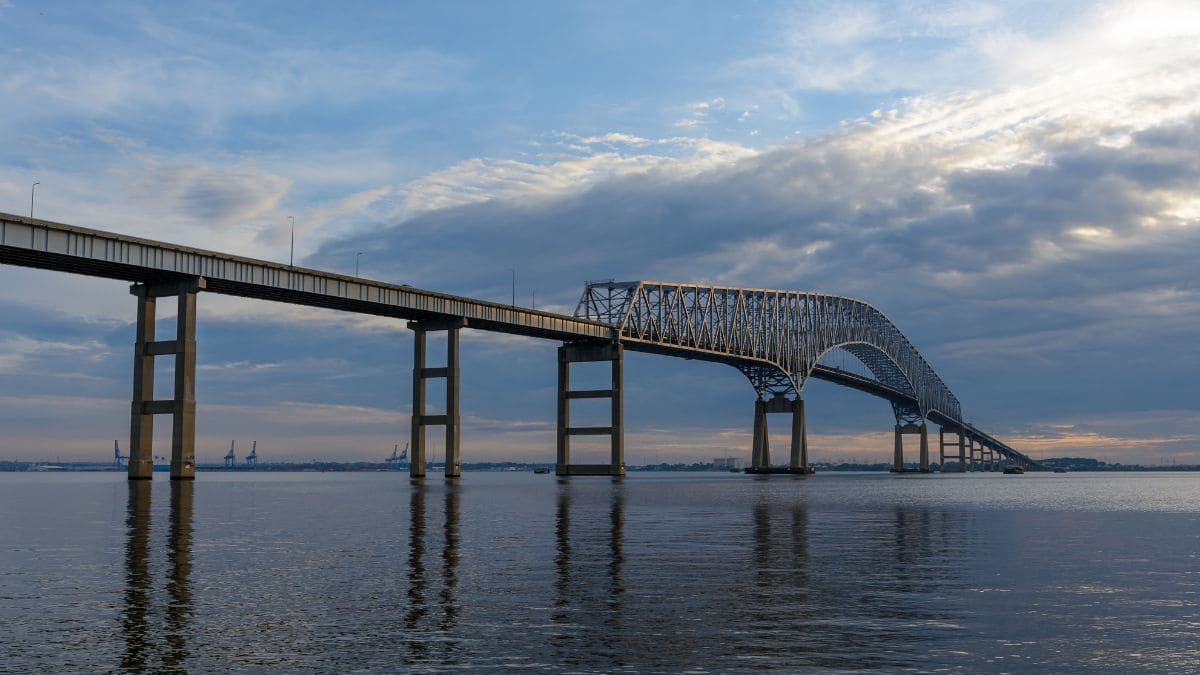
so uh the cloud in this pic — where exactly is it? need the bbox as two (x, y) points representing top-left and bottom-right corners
(0, 333), (111, 374)
(391, 136), (756, 217)
(125, 160), (290, 225)
(309, 6), (1200, 459)
(197, 360), (281, 373)
(0, 9), (464, 137)
(673, 96), (728, 130)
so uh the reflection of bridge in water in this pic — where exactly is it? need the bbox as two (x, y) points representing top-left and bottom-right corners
(121, 481), (193, 671)
(404, 481), (461, 661)
(113, 477), (974, 670)
(1, 212), (1040, 480)
(544, 480), (970, 669)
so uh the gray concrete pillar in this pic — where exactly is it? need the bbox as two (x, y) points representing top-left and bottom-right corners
(789, 397), (808, 472)
(410, 328), (427, 478)
(170, 289), (198, 480)
(610, 345), (624, 472)
(939, 426), (946, 472)
(128, 291), (156, 480)
(445, 326), (461, 478)
(919, 425), (930, 473)
(556, 347), (570, 472)
(893, 424), (904, 472)
(957, 429), (966, 472)
(751, 398), (768, 468)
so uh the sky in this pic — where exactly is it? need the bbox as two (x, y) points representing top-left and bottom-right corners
(1, 0), (1197, 466)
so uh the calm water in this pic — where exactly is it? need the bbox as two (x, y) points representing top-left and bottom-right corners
(1, 470), (1198, 672)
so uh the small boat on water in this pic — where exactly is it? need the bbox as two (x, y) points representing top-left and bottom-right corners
(533, 467), (550, 474)
(1002, 465), (1025, 475)
(1053, 467), (1068, 473)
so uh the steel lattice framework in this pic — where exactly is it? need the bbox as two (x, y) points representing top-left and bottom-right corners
(575, 281), (962, 423)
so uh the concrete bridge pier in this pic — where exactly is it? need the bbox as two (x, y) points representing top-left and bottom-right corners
(747, 394), (812, 474)
(409, 319), (464, 479)
(939, 427), (967, 473)
(128, 278), (204, 481)
(968, 438), (983, 471)
(751, 397), (770, 469)
(789, 397), (810, 473)
(892, 423), (930, 473)
(556, 342), (625, 477)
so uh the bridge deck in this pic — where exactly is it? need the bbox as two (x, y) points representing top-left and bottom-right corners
(0, 213), (612, 342)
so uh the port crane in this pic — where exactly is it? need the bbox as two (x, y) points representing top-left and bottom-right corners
(245, 441), (257, 468)
(386, 442), (409, 465)
(224, 440), (236, 468)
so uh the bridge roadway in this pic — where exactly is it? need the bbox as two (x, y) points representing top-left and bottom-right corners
(0, 211), (1039, 478)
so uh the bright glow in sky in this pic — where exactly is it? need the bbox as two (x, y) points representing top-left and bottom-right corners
(1, 1), (1198, 465)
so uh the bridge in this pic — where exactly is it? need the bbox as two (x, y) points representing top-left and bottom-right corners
(0, 211), (1042, 478)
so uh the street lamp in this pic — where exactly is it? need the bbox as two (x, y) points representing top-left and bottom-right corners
(288, 216), (295, 267)
(30, 182), (39, 218)
(508, 268), (516, 306)
(356, 252), (363, 277)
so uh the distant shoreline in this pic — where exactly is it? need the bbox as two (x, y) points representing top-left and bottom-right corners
(3, 459), (1198, 473)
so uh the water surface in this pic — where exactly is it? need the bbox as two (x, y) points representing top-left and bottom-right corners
(1, 471), (1197, 672)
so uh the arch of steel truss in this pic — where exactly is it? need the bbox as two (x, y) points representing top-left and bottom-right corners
(574, 280), (963, 425)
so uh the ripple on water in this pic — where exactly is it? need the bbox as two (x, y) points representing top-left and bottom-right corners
(0, 471), (1198, 671)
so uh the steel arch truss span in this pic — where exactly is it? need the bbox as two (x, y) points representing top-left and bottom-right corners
(575, 281), (962, 421)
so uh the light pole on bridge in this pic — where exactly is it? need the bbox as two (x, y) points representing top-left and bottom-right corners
(508, 268), (516, 307)
(355, 252), (363, 278)
(30, 182), (39, 218)
(288, 216), (295, 267)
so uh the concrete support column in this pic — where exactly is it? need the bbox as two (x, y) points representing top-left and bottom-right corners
(170, 289), (198, 480)
(555, 342), (625, 477)
(128, 278), (203, 481)
(939, 426), (947, 472)
(751, 398), (768, 469)
(893, 424), (904, 472)
(556, 347), (570, 470)
(410, 329), (427, 478)
(128, 292), (156, 480)
(957, 429), (966, 473)
(919, 425), (930, 473)
(409, 319), (464, 479)
(445, 327), (461, 478)
(789, 397), (809, 472)
(609, 346), (624, 472)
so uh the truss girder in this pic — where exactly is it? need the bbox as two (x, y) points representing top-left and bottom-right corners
(575, 281), (962, 422)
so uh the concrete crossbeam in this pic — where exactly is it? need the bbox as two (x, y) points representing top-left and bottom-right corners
(565, 389), (614, 399)
(566, 427), (614, 436)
